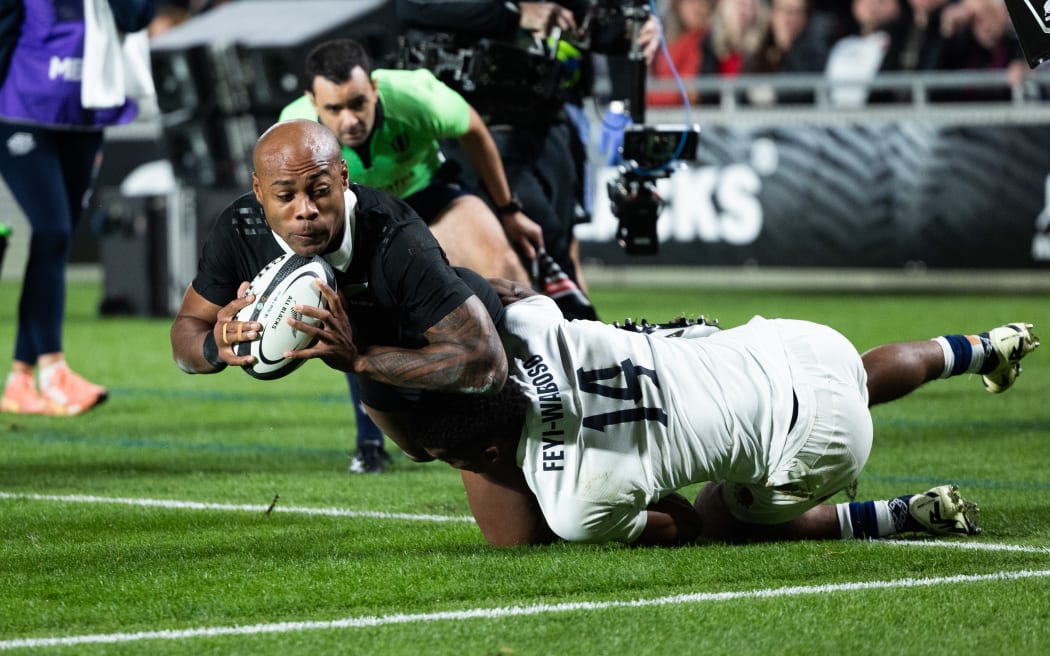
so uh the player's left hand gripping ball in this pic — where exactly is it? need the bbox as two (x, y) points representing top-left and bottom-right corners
(234, 253), (336, 380)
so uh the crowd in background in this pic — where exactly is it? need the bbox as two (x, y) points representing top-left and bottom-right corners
(647, 0), (1029, 106)
(148, 0), (1029, 107)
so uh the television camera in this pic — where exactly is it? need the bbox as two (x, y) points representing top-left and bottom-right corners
(608, 124), (700, 255)
(397, 0), (701, 255)
(597, 0), (702, 255)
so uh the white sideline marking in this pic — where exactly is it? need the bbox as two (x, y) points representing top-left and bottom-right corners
(0, 492), (473, 523)
(2, 569), (1049, 650)
(884, 539), (1050, 555)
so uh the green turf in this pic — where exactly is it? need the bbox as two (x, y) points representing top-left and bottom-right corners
(1, 280), (1048, 654)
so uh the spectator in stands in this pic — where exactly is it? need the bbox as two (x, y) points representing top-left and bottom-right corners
(938, 0), (1026, 100)
(886, 0), (953, 73)
(743, 0), (831, 104)
(647, 0), (712, 107)
(849, 0), (906, 38)
(699, 0), (771, 105)
(809, 0), (857, 42)
(824, 0), (904, 106)
(702, 0), (771, 78)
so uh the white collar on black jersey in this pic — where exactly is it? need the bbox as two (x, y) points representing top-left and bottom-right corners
(270, 188), (357, 272)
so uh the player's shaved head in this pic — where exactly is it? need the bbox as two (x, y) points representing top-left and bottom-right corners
(250, 119), (349, 258)
(253, 119), (342, 176)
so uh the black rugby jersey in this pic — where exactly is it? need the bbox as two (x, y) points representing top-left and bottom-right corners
(192, 183), (505, 407)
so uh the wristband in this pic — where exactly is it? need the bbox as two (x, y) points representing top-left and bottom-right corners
(496, 194), (523, 216)
(202, 331), (228, 371)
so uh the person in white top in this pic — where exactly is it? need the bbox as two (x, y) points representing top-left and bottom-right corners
(413, 279), (1039, 546)
(824, 0), (902, 106)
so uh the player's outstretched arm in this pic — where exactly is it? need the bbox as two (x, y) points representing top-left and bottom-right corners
(359, 295), (507, 393)
(294, 283), (507, 393)
(170, 283), (259, 373)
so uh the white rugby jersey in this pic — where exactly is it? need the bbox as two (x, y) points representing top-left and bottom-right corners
(502, 295), (803, 544)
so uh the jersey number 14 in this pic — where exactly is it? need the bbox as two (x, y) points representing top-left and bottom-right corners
(576, 358), (668, 432)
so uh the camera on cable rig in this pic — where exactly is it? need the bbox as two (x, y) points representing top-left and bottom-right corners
(608, 124), (701, 255)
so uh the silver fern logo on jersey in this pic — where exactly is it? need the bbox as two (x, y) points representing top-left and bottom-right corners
(1015, 0), (1050, 32)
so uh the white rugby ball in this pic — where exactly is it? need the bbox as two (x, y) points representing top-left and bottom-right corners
(234, 253), (336, 380)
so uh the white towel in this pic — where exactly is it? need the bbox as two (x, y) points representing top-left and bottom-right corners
(122, 30), (156, 103)
(82, 0), (125, 109)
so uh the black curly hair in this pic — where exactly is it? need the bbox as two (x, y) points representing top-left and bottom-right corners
(411, 380), (530, 454)
(304, 39), (372, 91)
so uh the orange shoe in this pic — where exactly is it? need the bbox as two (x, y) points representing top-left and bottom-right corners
(39, 365), (108, 416)
(1, 372), (47, 414)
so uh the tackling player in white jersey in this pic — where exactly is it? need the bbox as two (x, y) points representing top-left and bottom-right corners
(413, 280), (1039, 546)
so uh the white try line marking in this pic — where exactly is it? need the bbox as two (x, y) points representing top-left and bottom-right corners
(4, 491), (1049, 554)
(2, 569), (1049, 650)
(0, 491), (474, 523)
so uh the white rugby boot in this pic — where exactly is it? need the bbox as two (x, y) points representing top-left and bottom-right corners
(982, 322), (1039, 394)
(907, 485), (980, 536)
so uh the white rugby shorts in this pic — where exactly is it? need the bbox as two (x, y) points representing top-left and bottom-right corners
(721, 319), (873, 524)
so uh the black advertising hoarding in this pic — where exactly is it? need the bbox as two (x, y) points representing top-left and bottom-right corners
(579, 123), (1050, 269)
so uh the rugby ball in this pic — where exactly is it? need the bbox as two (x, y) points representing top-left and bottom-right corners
(234, 253), (337, 380)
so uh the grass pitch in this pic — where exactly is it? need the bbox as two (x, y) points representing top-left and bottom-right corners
(1, 279), (1049, 655)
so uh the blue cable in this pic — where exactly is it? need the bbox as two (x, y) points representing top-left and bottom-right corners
(631, 0), (694, 177)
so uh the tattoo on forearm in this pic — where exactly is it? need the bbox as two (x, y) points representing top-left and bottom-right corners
(359, 300), (505, 392)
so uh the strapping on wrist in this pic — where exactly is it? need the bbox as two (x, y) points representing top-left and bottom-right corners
(202, 331), (228, 372)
